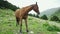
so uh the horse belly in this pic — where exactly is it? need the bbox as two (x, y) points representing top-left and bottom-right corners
(22, 15), (28, 19)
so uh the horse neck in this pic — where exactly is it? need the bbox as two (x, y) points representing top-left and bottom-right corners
(22, 5), (34, 15)
(26, 5), (33, 12)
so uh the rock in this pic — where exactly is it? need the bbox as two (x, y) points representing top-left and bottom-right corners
(57, 32), (60, 34)
(29, 31), (34, 34)
(9, 18), (13, 21)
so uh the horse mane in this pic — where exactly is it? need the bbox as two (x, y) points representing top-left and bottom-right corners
(21, 4), (36, 9)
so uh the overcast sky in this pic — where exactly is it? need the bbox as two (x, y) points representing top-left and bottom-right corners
(7, 0), (60, 14)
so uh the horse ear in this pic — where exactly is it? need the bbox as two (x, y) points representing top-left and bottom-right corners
(36, 2), (37, 5)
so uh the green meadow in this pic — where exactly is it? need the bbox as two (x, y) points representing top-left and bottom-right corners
(0, 9), (60, 34)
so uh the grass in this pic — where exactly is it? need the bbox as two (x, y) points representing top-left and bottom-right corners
(43, 23), (60, 32)
(0, 9), (60, 34)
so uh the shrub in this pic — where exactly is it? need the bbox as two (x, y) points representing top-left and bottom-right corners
(43, 23), (60, 32)
(33, 14), (36, 17)
(47, 25), (60, 32)
(50, 16), (59, 21)
(35, 15), (39, 18)
(40, 15), (48, 20)
(28, 14), (33, 16)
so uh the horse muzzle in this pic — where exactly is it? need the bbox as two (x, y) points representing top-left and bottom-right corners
(38, 12), (40, 15)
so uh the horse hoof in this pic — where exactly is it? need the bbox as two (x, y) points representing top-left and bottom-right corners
(27, 31), (30, 34)
(28, 31), (34, 34)
(27, 30), (29, 32)
(20, 32), (22, 34)
(20, 30), (22, 34)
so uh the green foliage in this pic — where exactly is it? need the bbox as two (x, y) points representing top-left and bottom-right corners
(41, 15), (48, 20)
(28, 14), (33, 16)
(43, 23), (60, 32)
(28, 14), (40, 18)
(0, 0), (19, 11)
(47, 25), (60, 32)
(50, 16), (59, 21)
(28, 18), (33, 20)
(43, 23), (49, 27)
(33, 14), (36, 17)
(51, 8), (60, 20)
(28, 14), (36, 17)
(35, 15), (39, 18)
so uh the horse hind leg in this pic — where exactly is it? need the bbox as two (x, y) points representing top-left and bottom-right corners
(16, 17), (19, 26)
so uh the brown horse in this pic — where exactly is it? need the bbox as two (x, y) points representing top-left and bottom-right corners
(15, 2), (40, 33)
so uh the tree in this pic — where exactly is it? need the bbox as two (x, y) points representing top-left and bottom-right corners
(35, 15), (39, 18)
(28, 14), (32, 16)
(33, 14), (36, 17)
(41, 15), (48, 20)
(50, 16), (59, 21)
(0, 0), (19, 11)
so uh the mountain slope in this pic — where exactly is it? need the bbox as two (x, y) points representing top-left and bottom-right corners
(40, 7), (60, 17)
(51, 8), (60, 19)
(0, 9), (60, 34)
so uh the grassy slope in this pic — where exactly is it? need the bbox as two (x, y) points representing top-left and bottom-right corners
(0, 9), (60, 34)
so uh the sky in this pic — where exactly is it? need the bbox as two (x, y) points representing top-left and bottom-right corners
(7, 0), (60, 14)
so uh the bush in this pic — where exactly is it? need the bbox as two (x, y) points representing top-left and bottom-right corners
(35, 15), (39, 18)
(47, 25), (60, 32)
(43, 23), (60, 32)
(28, 14), (33, 16)
(28, 14), (40, 18)
(33, 14), (36, 17)
(50, 16), (59, 21)
(40, 15), (48, 20)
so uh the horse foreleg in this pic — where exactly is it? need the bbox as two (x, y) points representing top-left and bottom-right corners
(25, 19), (29, 32)
(20, 19), (22, 33)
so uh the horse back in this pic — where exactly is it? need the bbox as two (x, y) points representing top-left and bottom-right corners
(15, 8), (26, 18)
(15, 6), (32, 19)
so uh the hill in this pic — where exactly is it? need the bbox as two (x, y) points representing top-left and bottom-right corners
(51, 8), (60, 19)
(0, 9), (60, 34)
(0, 0), (19, 11)
(40, 7), (60, 17)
